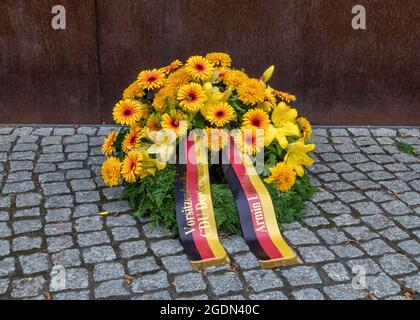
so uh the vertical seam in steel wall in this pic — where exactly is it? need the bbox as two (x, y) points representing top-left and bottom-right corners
(94, 0), (103, 124)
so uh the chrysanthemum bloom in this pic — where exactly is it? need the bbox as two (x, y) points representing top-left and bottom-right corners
(205, 128), (229, 152)
(242, 108), (270, 130)
(146, 116), (161, 132)
(122, 126), (141, 153)
(297, 116), (312, 139)
(185, 55), (214, 81)
(165, 67), (192, 90)
(237, 79), (266, 105)
(121, 151), (143, 183)
(161, 110), (188, 137)
(101, 157), (121, 187)
(113, 99), (145, 126)
(234, 127), (264, 155)
(284, 140), (315, 176)
(264, 162), (296, 192)
(152, 87), (176, 110)
(102, 131), (118, 156)
(273, 90), (297, 103)
(160, 59), (183, 74)
(223, 70), (249, 89)
(123, 81), (144, 100)
(177, 83), (207, 112)
(206, 52), (232, 67)
(137, 69), (165, 90)
(205, 102), (235, 127)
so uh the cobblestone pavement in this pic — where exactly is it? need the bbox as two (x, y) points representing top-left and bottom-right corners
(0, 126), (420, 300)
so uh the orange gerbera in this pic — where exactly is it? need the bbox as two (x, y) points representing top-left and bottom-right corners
(273, 90), (297, 103)
(121, 151), (143, 183)
(123, 81), (144, 100)
(102, 131), (118, 156)
(160, 59), (183, 74)
(165, 67), (192, 90)
(223, 70), (249, 89)
(152, 86), (176, 110)
(237, 79), (266, 105)
(205, 128), (229, 152)
(297, 116), (312, 139)
(206, 52), (232, 67)
(205, 102), (235, 127)
(161, 110), (188, 137)
(122, 126), (141, 153)
(242, 108), (270, 130)
(146, 115), (161, 131)
(185, 55), (214, 81)
(177, 83), (207, 113)
(113, 99), (144, 126)
(234, 127), (264, 155)
(137, 69), (165, 90)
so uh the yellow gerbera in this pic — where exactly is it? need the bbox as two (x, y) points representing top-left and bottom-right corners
(223, 70), (249, 89)
(165, 67), (192, 90)
(274, 90), (297, 103)
(113, 99), (145, 126)
(146, 115), (161, 132)
(123, 81), (144, 100)
(161, 110), (188, 137)
(237, 79), (266, 105)
(121, 151), (143, 183)
(160, 59), (183, 74)
(205, 128), (229, 152)
(177, 83), (207, 113)
(102, 131), (118, 156)
(234, 127), (264, 155)
(297, 116), (312, 139)
(137, 69), (165, 90)
(242, 108), (270, 130)
(284, 140), (315, 176)
(264, 162), (296, 192)
(101, 157), (121, 187)
(153, 87), (176, 110)
(205, 52), (232, 67)
(185, 55), (214, 81)
(122, 126), (141, 153)
(205, 102), (235, 127)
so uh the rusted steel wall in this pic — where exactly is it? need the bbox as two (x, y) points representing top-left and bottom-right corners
(1, 0), (419, 125)
(0, 0), (101, 124)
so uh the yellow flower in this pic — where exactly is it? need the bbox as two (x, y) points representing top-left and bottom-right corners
(237, 79), (266, 105)
(205, 102), (235, 127)
(260, 65), (275, 83)
(152, 86), (176, 110)
(165, 67), (192, 90)
(138, 151), (166, 179)
(121, 151), (143, 183)
(201, 82), (232, 116)
(274, 90), (297, 103)
(113, 99), (145, 126)
(212, 67), (230, 82)
(177, 83), (207, 113)
(102, 131), (118, 156)
(284, 140), (315, 176)
(137, 69), (165, 90)
(223, 70), (249, 89)
(205, 52), (232, 67)
(242, 108), (270, 130)
(147, 129), (177, 163)
(146, 115), (161, 132)
(204, 128), (229, 152)
(122, 126), (142, 153)
(161, 110), (188, 137)
(234, 127), (264, 155)
(160, 59), (183, 74)
(123, 81), (144, 100)
(264, 102), (300, 149)
(185, 55), (214, 81)
(264, 162), (296, 192)
(297, 116), (312, 139)
(101, 157), (121, 187)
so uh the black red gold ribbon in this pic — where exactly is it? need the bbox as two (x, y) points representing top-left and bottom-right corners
(175, 135), (229, 269)
(222, 138), (301, 268)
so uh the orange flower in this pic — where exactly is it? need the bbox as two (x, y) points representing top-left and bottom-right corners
(161, 110), (188, 137)
(242, 108), (270, 130)
(137, 69), (165, 90)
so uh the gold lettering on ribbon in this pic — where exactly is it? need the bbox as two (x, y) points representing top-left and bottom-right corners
(196, 164), (211, 238)
(182, 184), (196, 236)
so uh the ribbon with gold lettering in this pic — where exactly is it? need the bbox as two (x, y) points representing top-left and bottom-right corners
(175, 135), (230, 269)
(222, 137), (301, 268)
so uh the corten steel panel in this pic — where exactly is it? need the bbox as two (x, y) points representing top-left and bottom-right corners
(97, 0), (303, 124)
(0, 0), (101, 124)
(301, 0), (420, 125)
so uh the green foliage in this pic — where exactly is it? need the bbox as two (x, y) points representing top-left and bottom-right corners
(395, 140), (417, 156)
(124, 165), (318, 237)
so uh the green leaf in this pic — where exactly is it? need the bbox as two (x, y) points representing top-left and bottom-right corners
(395, 140), (417, 156)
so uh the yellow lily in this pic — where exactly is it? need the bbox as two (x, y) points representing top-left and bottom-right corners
(284, 140), (315, 176)
(138, 151), (166, 179)
(200, 82), (232, 117)
(264, 102), (300, 149)
(260, 65), (275, 83)
(147, 129), (177, 164)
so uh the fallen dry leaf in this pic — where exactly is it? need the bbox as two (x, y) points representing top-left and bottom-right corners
(367, 292), (378, 300)
(346, 239), (360, 245)
(43, 291), (54, 300)
(124, 274), (135, 286)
